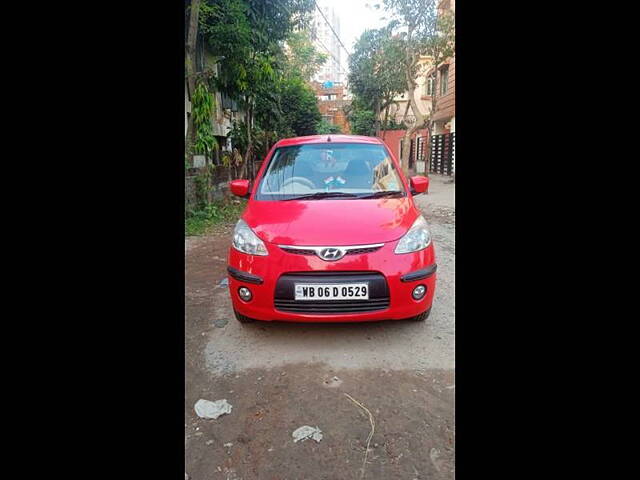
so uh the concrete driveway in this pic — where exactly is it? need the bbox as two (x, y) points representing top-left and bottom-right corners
(185, 175), (455, 479)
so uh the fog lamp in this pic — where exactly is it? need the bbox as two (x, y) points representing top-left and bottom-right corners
(412, 285), (426, 300)
(238, 287), (252, 302)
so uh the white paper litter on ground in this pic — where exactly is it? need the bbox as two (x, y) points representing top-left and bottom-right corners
(292, 425), (323, 443)
(194, 399), (232, 419)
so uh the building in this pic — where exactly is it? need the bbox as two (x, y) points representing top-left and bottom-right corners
(379, 1), (455, 175)
(312, 2), (344, 84)
(424, 0), (455, 176)
(431, 0), (455, 135)
(384, 56), (434, 127)
(312, 81), (351, 133)
(185, 34), (246, 167)
(378, 55), (433, 173)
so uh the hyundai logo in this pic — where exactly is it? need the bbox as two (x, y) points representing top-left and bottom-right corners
(318, 247), (346, 261)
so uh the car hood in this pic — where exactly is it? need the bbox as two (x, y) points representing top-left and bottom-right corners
(243, 197), (418, 246)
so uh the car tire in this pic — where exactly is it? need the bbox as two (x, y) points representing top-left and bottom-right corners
(233, 309), (256, 324)
(410, 307), (431, 322)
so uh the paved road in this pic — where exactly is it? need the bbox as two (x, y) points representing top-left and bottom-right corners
(185, 175), (455, 479)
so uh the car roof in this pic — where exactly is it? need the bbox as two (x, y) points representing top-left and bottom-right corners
(274, 134), (384, 148)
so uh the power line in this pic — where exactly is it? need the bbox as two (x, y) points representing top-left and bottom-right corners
(308, 2), (351, 85)
(312, 32), (349, 77)
(313, 0), (351, 59)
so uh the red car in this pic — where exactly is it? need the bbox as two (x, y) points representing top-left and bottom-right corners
(227, 134), (436, 323)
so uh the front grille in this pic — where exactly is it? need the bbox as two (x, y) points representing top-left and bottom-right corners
(279, 244), (383, 257)
(274, 271), (389, 314)
(274, 298), (390, 313)
(344, 246), (381, 255)
(280, 247), (316, 255)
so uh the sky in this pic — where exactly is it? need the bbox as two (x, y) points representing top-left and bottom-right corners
(315, 0), (389, 77)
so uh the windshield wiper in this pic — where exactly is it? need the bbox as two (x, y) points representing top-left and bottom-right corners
(357, 190), (404, 199)
(283, 192), (360, 201)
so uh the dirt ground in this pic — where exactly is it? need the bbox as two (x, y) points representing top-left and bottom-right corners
(185, 175), (455, 480)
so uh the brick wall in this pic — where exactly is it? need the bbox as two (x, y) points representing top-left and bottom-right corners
(311, 82), (344, 98)
(312, 82), (351, 133)
(317, 99), (351, 133)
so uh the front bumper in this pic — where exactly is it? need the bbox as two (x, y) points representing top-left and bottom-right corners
(227, 239), (436, 322)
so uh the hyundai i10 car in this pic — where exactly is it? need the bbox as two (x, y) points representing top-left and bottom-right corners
(226, 134), (436, 323)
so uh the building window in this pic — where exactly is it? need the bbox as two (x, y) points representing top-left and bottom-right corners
(423, 74), (435, 96)
(439, 65), (449, 95)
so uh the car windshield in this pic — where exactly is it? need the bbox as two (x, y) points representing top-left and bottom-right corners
(255, 143), (406, 201)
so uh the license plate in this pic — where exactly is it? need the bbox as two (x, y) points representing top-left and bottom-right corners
(294, 283), (369, 301)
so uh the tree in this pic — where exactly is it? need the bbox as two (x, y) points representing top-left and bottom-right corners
(185, 0), (202, 162)
(317, 119), (342, 134)
(347, 101), (377, 136)
(253, 69), (321, 156)
(285, 30), (328, 82)
(348, 26), (405, 137)
(280, 74), (321, 136)
(191, 82), (219, 200)
(253, 75), (291, 157)
(199, 0), (315, 178)
(382, 0), (454, 174)
(252, 26), (325, 154)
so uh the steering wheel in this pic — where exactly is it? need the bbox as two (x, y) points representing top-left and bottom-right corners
(282, 176), (315, 190)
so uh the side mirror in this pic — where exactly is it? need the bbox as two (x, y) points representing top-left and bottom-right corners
(410, 176), (429, 195)
(230, 179), (250, 198)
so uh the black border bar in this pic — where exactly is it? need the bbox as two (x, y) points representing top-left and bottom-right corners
(400, 264), (438, 282)
(227, 266), (264, 285)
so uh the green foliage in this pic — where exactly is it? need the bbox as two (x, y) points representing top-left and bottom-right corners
(252, 68), (320, 152)
(383, 0), (438, 41)
(285, 30), (328, 81)
(197, 0), (318, 168)
(381, 0), (455, 96)
(384, 116), (407, 130)
(280, 74), (320, 136)
(435, 11), (455, 60)
(251, 28), (324, 150)
(229, 120), (249, 155)
(193, 165), (217, 208)
(229, 120), (277, 166)
(200, 0), (314, 106)
(185, 198), (247, 236)
(191, 82), (218, 157)
(253, 69), (294, 154)
(199, 0), (253, 98)
(348, 26), (405, 113)
(245, 0), (315, 50)
(348, 105), (376, 136)
(316, 119), (342, 134)
(221, 151), (233, 168)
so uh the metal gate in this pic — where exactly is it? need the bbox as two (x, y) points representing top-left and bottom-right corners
(429, 132), (455, 176)
(409, 139), (416, 169)
(417, 136), (427, 162)
(409, 137), (429, 170)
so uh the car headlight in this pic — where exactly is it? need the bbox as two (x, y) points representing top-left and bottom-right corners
(394, 215), (432, 254)
(232, 219), (268, 256)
